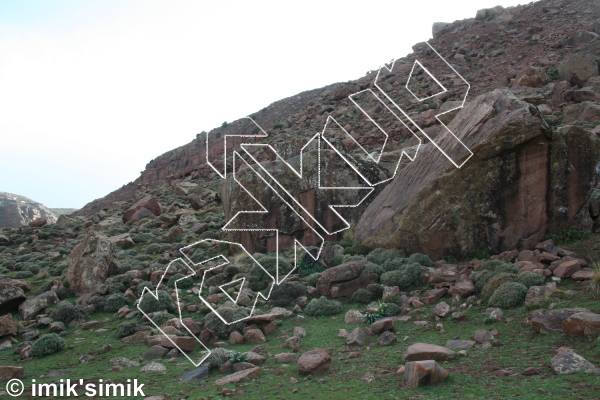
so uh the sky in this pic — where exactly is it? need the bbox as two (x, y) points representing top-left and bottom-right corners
(0, 0), (532, 208)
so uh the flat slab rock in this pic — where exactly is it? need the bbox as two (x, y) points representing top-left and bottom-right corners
(403, 343), (456, 362)
(551, 347), (596, 374)
(213, 367), (261, 385)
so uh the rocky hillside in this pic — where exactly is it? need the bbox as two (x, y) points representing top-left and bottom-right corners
(72, 0), (600, 259)
(1, 1), (600, 398)
(0, 193), (57, 228)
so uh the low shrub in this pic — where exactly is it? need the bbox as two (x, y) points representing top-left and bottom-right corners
(204, 347), (230, 370)
(88, 295), (107, 312)
(488, 282), (528, 308)
(471, 270), (498, 294)
(382, 294), (400, 304)
(104, 293), (130, 313)
(115, 321), (138, 338)
(54, 303), (86, 325)
(204, 307), (249, 338)
(136, 281), (154, 296)
(303, 273), (321, 287)
(481, 273), (516, 298)
(366, 283), (384, 299)
(344, 242), (371, 255)
(167, 273), (194, 289)
(381, 258), (406, 272)
(331, 254), (344, 267)
(152, 312), (175, 327)
(108, 283), (127, 294)
(269, 282), (307, 306)
(382, 303), (400, 317)
(138, 290), (175, 313)
(407, 253), (432, 266)
(361, 263), (384, 277)
(380, 263), (423, 289)
(351, 288), (373, 304)
(495, 263), (519, 274)
(30, 333), (67, 357)
(304, 296), (343, 316)
(475, 260), (505, 271)
(517, 271), (545, 288)
(367, 248), (401, 265)
(224, 265), (240, 277)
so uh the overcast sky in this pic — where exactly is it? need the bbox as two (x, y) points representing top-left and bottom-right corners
(0, 0), (532, 208)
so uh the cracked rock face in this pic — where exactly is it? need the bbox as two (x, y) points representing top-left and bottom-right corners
(355, 90), (600, 259)
(0, 192), (57, 228)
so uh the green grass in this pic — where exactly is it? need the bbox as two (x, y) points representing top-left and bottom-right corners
(4, 277), (600, 399)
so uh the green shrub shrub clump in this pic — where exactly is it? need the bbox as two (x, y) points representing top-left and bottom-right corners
(167, 273), (194, 289)
(517, 271), (545, 288)
(30, 333), (67, 357)
(270, 282), (307, 306)
(204, 347), (231, 370)
(366, 283), (384, 299)
(351, 288), (373, 304)
(104, 293), (130, 313)
(138, 290), (175, 313)
(204, 307), (249, 338)
(367, 248), (402, 265)
(407, 253), (432, 266)
(488, 282), (528, 308)
(115, 321), (138, 338)
(481, 273), (516, 298)
(380, 263), (423, 289)
(361, 263), (384, 277)
(304, 296), (343, 316)
(54, 303), (86, 325)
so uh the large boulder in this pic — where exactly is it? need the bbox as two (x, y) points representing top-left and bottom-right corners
(315, 260), (368, 296)
(528, 308), (590, 334)
(65, 230), (119, 294)
(562, 312), (600, 337)
(557, 52), (599, 87)
(355, 90), (600, 258)
(297, 349), (332, 375)
(551, 347), (596, 374)
(0, 283), (26, 314)
(18, 291), (59, 320)
(405, 360), (449, 388)
(122, 195), (162, 223)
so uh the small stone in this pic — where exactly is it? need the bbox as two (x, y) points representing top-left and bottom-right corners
(346, 328), (366, 346)
(523, 367), (540, 376)
(405, 360), (449, 388)
(294, 327), (307, 338)
(377, 331), (398, 346)
(140, 362), (166, 372)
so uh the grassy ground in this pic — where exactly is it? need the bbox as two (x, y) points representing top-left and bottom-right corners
(2, 277), (600, 400)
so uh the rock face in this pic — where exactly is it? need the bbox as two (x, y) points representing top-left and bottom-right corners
(355, 90), (600, 258)
(65, 230), (119, 294)
(0, 192), (57, 228)
(221, 148), (389, 254)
